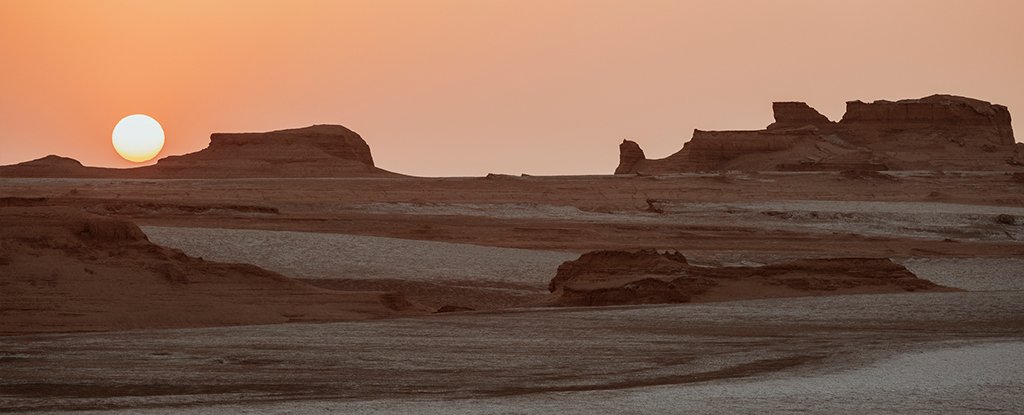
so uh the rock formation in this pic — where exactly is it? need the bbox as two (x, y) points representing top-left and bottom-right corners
(547, 249), (956, 307)
(615, 140), (647, 174)
(616, 95), (1022, 174)
(767, 102), (835, 130)
(0, 124), (401, 178)
(0, 207), (425, 334)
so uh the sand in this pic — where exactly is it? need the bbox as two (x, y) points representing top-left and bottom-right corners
(2, 172), (1024, 412)
(142, 226), (576, 286)
(3, 289), (1021, 413)
(0, 208), (426, 334)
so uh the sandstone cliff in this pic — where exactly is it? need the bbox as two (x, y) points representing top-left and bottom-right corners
(617, 95), (1021, 174)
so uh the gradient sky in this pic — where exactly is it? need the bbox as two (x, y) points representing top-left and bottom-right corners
(1, 0), (1022, 176)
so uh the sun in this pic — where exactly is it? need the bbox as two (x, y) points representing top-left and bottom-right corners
(112, 114), (165, 162)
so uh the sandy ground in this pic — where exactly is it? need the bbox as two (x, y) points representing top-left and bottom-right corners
(141, 226), (577, 309)
(142, 226), (576, 287)
(902, 257), (1024, 291)
(40, 342), (1023, 414)
(657, 200), (1024, 241)
(3, 289), (1022, 413)
(3, 173), (1024, 412)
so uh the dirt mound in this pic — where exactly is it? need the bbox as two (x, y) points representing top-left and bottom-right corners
(0, 125), (402, 178)
(547, 249), (957, 307)
(617, 94), (1020, 174)
(0, 207), (425, 334)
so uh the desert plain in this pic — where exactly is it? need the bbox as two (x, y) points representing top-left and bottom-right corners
(2, 95), (1024, 413)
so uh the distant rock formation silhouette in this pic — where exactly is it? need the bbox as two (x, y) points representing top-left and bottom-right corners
(0, 125), (401, 178)
(616, 95), (1024, 174)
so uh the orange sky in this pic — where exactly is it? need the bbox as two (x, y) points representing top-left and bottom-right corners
(1, 0), (1022, 176)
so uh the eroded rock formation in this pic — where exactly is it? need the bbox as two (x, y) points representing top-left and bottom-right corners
(615, 140), (647, 174)
(0, 207), (425, 334)
(547, 249), (956, 307)
(617, 95), (1022, 174)
(0, 124), (401, 178)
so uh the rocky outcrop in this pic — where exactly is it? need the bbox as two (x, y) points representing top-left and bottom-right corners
(550, 249), (688, 292)
(0, 207), (426, 334)
(617, 95), (1020, 174)
(152, 124), (393, 177)
(547, 249), (956, 307)
(615, 140), (646, 174)
(842, 95), (1014, 143)
(0, 124), (402, 178)
(768, 102), (835, 130)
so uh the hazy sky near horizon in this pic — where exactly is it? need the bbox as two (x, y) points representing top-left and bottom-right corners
(1, 0), (1022, 176)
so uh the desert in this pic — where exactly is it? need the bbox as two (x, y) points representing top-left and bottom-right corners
(3, 3), (1024, 412)
(2, 91), (1024, 414)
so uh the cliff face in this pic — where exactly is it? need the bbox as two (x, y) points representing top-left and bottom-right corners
(768, 102), (835, 130)
(207, 124), (375, 166)
(617, 95), (1020, 174)
(0, 124), (401, 178)
(839, 95), (1015, 148)
(615, 140), (646, 174)
(151, 125), (396, 178)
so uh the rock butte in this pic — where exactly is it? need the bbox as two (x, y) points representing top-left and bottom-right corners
(0, 125), (400, 178)
(3, 94), (1022, 179)
(616, 94), (1024, 174)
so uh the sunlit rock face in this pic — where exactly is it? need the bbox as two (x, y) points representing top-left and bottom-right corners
(153, 124), (397, 178)
(617, 94), (1021, 174)
(839, 95), (1015, 146)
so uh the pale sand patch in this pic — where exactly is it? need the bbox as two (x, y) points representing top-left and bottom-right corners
(901, 257), (1024, 291)
(142, 226), (577, 287)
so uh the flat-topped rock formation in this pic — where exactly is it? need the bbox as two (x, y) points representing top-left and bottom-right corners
(0, 207), (425, 334)
(0, 124), (401, 178)
(547, 249), (957, 307)
(617, 95), (1024, 174)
